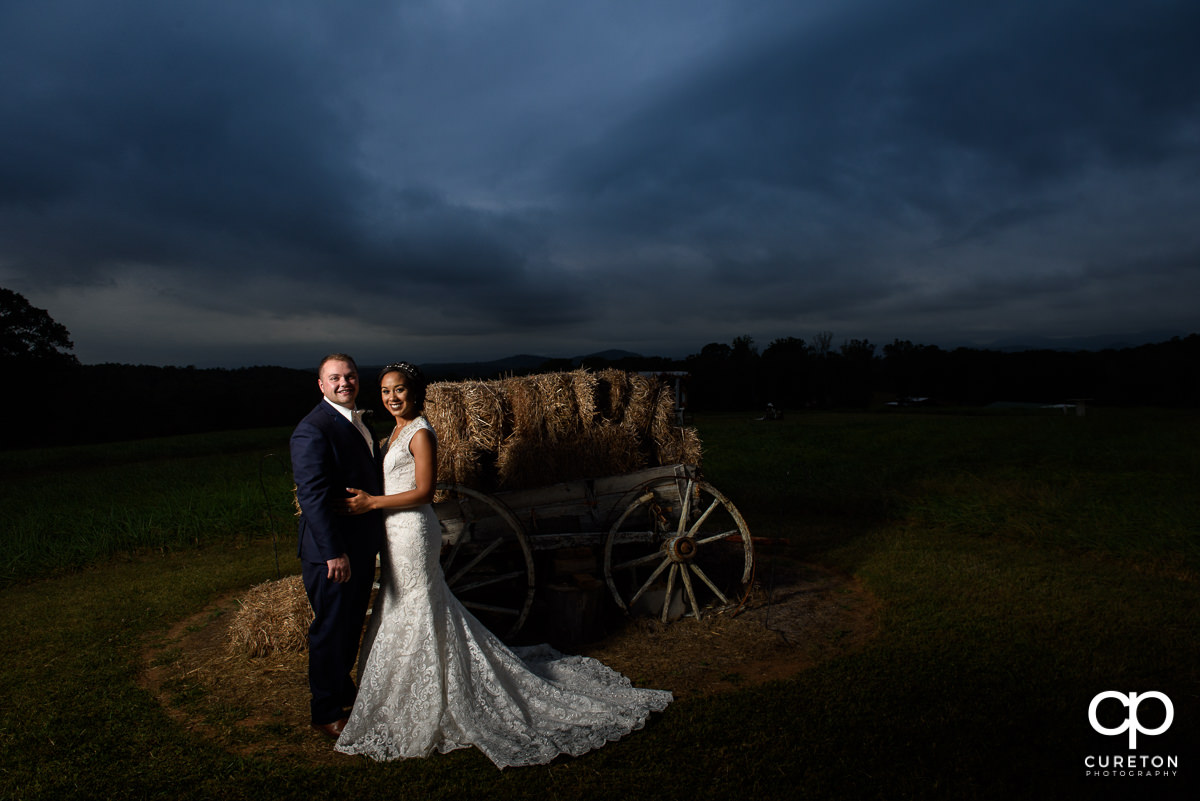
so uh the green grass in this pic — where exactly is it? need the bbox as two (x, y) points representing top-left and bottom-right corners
(1, 409), (1197, 800)
(0, 427), (297, 586)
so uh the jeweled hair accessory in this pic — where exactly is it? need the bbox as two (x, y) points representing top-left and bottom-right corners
(381, 361), (423, 380)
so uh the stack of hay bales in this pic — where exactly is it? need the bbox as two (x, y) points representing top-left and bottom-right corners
(423, 368), (700, 495)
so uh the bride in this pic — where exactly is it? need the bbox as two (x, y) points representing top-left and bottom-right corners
(334, 362), (672, 768)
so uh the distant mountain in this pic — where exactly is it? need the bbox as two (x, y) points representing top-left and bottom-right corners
(572, 349), (643, 365)
(982, 330), (1187, 353)
(417, 354), (544, 378)
(418, 350), (645, 379)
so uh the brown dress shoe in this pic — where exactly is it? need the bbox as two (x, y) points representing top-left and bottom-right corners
(311, 717), (348, 738)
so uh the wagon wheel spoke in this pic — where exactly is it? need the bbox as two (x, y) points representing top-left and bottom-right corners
(687, 562), (730, 607)
(446, 536), (503, 586)
(627, 556), (672, 610)
(446, 534), (501, 585)
(440, 495), (472, 571)
(604, 476), (755, 623)
(440, 538), (464, 575)
(677, 479), (694, 537)
(453, 569), (527, 595)
(679, 561), (702, 620)
(661, 564), (679, 623)
(694, 527), (742, 546)
(686, 497), (722, 538)
(435, 483), (534, 640)
(613, 548), (667, 572)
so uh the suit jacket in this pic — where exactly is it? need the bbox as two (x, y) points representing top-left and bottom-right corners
(290, 400), (384, 564)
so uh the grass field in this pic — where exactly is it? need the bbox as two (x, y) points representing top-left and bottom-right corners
(1, 409), (1196, 800)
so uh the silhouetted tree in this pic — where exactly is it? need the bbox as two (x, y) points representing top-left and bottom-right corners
(1, 288), (80, 448)
(809, 331), (836, 407)
(0, 287), (78, 366)
(882, 339), (950, 401)
(762, 337), (810, 407)
(811, 330), (834, 358)
(839, 338), (875, 360)
(836, 338), (877, 406)
(729, 335), (761, 408)
(685, 342), (735, 410)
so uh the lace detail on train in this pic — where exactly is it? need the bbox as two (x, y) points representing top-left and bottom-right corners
(335, 416), (672, 768)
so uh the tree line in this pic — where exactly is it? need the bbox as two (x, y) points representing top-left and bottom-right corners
(678, 333), (1200, 412)
(2, 287), (1197, 449)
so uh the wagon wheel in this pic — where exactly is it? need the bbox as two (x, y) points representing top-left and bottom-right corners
(603, 476), (754, 623)
(435, 483), (535, 639)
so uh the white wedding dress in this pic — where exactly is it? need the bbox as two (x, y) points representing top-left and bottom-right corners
(335, 417), (672, 768)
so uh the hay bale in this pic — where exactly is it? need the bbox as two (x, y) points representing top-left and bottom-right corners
(425, 383), (486, 489)
(531, 371), (581, 439)
(495, 426), (644, 490)
(571, 369), (600, 426)
(460, 379), (507, 451)
(495, 438), (556, 489)
(624, 373), (661, 438)
(498, 375), (544, 437)
(595, 368), (632, 422)
(651, 381), (681, 457)
(654, 423), (703, 467)
(227, 575), (312, 657)
(646, 376), (702, 467)
(578, 424), (647, 476)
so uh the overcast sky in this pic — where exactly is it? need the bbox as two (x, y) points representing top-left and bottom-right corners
(2, 0), (1198, 368)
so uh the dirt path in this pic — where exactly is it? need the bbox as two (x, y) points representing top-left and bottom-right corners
(140, 558), (877, 764)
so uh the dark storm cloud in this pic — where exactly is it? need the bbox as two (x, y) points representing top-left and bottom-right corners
(883, 3), (1200, 194)
(0, 1), (370, 279)
(535, 0), (1200, 349)
(1, 0), (1198, 366)
(564, 0), (1200, 232)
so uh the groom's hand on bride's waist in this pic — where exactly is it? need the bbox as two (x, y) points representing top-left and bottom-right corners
(341, 487), (374, 515)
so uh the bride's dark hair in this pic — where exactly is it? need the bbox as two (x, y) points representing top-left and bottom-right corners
(379, 361), (428, 412)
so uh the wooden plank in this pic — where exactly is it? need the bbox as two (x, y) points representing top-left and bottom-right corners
(433, 464), (698, 546)
(528, 532), (604, 550)
(494, 481), (592, 511)
(527, 530), (662, 550)
(491, 464), (694, 517)
(591, 464), (693, 497)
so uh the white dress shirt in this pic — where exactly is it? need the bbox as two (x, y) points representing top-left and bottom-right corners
(324, 397), (374, 451)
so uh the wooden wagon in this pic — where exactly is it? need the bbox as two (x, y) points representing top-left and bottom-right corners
(432, 463), (754, 639)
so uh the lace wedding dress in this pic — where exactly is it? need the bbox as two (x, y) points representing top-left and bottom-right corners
(335, 417), (672, 768)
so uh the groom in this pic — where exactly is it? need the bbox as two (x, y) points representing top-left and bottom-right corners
(291, 353), (384, 737)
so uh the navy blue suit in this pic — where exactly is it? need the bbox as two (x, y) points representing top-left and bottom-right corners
(291, 400), (384, 725)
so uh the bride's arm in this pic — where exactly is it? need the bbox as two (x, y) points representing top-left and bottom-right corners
(343, 429), (438, 514)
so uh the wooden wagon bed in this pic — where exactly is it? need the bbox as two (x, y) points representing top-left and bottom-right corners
(433, 464), (754, 638)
